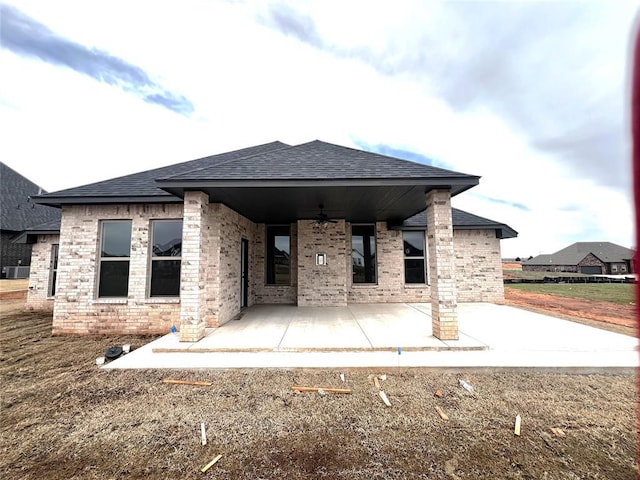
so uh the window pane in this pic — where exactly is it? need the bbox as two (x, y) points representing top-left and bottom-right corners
(266, 226), (290, 285)
(101, 221), (132, 257)
(405, 259), (426, 284)
(352, 225), (376, 283)
(98, 261), (130, 297)
(150, 260), (181, 296)
(152, 221), (183, 257)
(403, 231), (424, 257)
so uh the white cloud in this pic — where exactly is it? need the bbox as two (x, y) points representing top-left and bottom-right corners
(0, 0), (635, 258)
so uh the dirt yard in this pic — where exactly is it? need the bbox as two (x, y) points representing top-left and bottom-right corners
(0, 298), (637, 479)
(504, 287), (637, 337)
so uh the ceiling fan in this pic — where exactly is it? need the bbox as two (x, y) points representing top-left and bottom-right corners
(314, 204), (338, 226)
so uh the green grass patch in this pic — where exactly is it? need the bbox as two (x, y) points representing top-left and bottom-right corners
(503, 270), (588, 280)
(506, 283), (635, 305)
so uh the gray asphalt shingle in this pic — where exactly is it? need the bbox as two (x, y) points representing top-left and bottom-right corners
(524, 242), (633, 265)
(1, 162), (61, 232)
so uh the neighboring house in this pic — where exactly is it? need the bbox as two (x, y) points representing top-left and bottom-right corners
(24, 140), (517, 341)
(0, 162), (61, 279)
(522, 242), (634, 275)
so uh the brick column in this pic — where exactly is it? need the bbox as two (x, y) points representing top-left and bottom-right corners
(426, 190), (458, 340)
(179, 191), (210, 342)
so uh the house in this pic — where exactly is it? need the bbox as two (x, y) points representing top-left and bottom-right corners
(24, 140), (517, 341)
(0, 162), (61, 278)
(522, 242), (634, 275)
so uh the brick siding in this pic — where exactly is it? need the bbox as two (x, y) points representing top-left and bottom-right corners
(253, 223), (298, 304)
(30, 199), (507, 336)
(297, 219), (348, 306)
(454, 229), (504, 302)
(25, 234), (59, 311)
(51, 204), (183, 335)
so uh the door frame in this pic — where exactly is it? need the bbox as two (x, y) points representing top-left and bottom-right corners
(240, 238), (249, 308)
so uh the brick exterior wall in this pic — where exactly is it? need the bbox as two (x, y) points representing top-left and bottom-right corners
(297, 219), (348, 306)
(577, 254), (606, 273)
(26, 234), (59, 311)
(28, 197), (507, 336)
(253, 223), (298, 304)
(347, 223), (431, 303)
(426, 190), (458, 340)
(454, 229), (504, 302)
(179, 192), (210, 341)
(51, 204), (183, 335)
(216, 204), (257, 324)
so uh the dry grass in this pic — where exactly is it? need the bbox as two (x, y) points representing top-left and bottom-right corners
(1, 299), (637, 479)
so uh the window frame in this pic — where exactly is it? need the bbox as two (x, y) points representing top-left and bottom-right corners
(148, 219), (183, 298)
(265, 225), (291, 286)
(97, 220), (132, 298)
(403, 230), (427, 285)
(48, 243), (59, 297)
(351, 223), (377, 285)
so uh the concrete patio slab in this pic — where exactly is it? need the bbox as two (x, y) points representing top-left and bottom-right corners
(103, 303), (639, 370)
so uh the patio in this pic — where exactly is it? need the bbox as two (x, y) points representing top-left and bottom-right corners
(103, 303), (639, 370)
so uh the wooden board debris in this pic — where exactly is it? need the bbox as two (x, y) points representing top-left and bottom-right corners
(514, 415), (522, 436)
(200, 454), (222, 473)
(550, 427), (566, 437)
(200, 422), (207, 446)
(291, 386), (351, 394)
(379, 390), (392, 407)
(162, 379), (212, 387)
(373, 376), (381, 389)
(434, 389), (444, 398)
(435, 406), (449, 421)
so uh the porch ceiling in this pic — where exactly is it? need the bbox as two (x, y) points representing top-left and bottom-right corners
(159, 180), (477, 224)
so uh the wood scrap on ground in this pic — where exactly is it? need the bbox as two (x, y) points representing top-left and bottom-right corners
(200, 454), (222, 473)
(201, 422), (207, 446)
(435, 406), (449, 421)
(514, 415), (522, 436)
(434, 389), (444, 398)
(550, 427), (566, 437)
(379, 390), (392, 407)
(162, 379), (213, 387)
(291, 386), (351, 394)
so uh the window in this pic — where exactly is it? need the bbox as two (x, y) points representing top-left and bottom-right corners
(150, 220), (183, 297)
(352, 225), (376, 284)
(403, 231), (426, 284)
(48, 244), (59, 297)
(266, 225), (290, 285)
(98, 220), (132, 298)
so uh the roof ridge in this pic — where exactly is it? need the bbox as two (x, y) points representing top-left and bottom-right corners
(158, 141), (293, 181)
(307, 140), (480, 178)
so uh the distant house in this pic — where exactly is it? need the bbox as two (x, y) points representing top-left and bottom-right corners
(522, 242), (634, 275)
(0, 163), (60, 279)
(25, 140), (517, 341)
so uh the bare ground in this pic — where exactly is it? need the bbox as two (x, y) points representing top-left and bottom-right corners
(0, 298), (637, 479)
(504, 288), (637, 337)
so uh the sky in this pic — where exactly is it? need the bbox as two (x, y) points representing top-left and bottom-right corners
(1, 0), (638, 258)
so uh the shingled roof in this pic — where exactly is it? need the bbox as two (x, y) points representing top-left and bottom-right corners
(0, 162), (60, 232)
(33, 141), (289, 205)
(393, 208), (518, 239)
(160, 140), (477, 182)
(524, 242), (634, 266)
